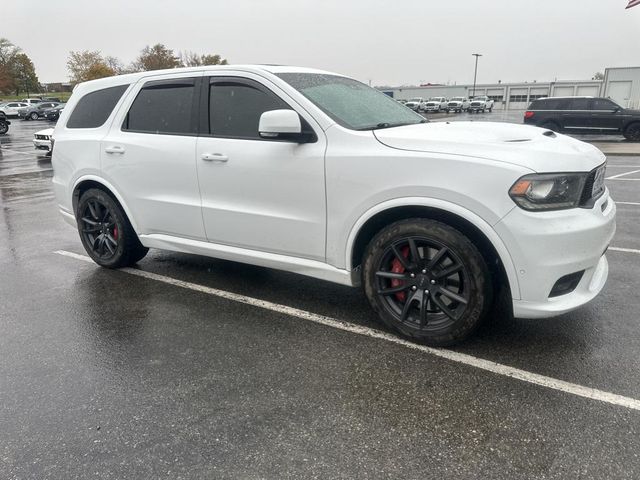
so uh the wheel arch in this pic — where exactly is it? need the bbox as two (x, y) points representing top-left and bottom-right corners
(72, 176), (140, 232)
(347, 200), (520, 300)
(623, 120), (640, 133)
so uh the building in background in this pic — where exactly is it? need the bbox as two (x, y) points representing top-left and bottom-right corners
(379, 66), (640, 110)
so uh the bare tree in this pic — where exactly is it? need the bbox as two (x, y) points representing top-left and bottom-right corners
(134, 44), (181, 71)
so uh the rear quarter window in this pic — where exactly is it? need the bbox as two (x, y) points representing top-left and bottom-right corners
(67, 85), (129, 129)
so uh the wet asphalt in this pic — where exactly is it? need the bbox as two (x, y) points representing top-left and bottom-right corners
(1, 117), (640, 479)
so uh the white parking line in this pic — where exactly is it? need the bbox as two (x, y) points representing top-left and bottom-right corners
(606, 169), (640, 180)
(615, 201), (640, 206)
(609, 247), (640, 255)
(55, 249), (640, 412)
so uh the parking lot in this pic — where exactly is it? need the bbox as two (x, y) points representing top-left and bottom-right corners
(2, 119), (640, 479)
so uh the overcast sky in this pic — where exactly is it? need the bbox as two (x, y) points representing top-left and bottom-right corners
(4, 0), (640, 85)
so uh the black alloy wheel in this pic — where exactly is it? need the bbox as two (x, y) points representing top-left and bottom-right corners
(30, 112), (39, 120)
(624, 123), (640, 142)
(0, 121), (8, 134)
(363, 219), (492, 346)
(77, 188), (148, 268)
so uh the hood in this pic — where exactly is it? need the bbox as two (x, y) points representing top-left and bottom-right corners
(36, 128), (55, 136)
(373, 121), (606, 173)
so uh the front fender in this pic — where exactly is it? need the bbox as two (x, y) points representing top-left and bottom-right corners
(344, 197), (521, 299)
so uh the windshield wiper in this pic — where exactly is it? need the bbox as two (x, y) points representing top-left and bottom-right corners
(357, 120), (428, 131)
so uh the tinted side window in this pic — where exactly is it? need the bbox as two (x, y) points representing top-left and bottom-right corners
(124, 78), (197, 135)
(67, 85), (128, 129)
(591, 99), (617, 111)
(569, 98), (590, 110)
(209, 80), (289, 139)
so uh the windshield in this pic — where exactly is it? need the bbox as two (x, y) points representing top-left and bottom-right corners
(429, 98), (442, 101)
(277, 73), (425, 130)
(451, 97), (464, 101)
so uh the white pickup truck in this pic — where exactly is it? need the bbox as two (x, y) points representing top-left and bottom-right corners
(422, 97), (448, 113)
(404, 97), (425, 111)
(468, 96), (495, 113)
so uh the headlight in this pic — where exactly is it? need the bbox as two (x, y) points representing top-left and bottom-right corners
(509, 173), (587, 211)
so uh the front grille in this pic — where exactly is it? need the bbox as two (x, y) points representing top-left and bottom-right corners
(579, 164), (606, 206)
(471, 102), (481, 106)
(35, 135), (49, 140)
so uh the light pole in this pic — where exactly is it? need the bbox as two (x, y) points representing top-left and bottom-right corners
(472, 53), (482, 98)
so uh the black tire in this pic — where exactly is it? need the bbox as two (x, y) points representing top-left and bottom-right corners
(489, 107), (493, 112)
(29, 112), (39, 120)
(540, 121), (561, 133)
(0, 121), (8, 134)
(76, 188), (148, 268)
(624, 122), (640, 142)
(362, 219), (493, 346)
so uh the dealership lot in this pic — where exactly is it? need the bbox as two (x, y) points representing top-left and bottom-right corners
(2, 120), (640, 478)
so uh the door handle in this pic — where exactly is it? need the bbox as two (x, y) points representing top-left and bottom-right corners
(105, 146), (125, 154)
(201, 153), (228, 162)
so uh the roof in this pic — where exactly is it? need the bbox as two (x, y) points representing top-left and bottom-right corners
(73, 64), (340, 92)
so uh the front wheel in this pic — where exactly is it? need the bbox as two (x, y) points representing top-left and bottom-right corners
(29, 112), (39, 120)
(0, 121), (8, 134)
(624, 123), (640, 142)
(77, 188), (148, 268)
(362, 219), (493, 346)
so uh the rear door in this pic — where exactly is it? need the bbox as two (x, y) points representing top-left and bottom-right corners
(101, 72), (206, 240)
(195, 73), (327, 261)
(561, 98), (592, 133)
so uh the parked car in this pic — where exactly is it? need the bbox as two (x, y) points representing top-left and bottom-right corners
(18, 102), (60, 120)
(52, 65), (615, 346)
(0, 101), (31, 117)
(0, 111), (11, 134)
(446, 97), (470, 113)
(33, 127), (54, 154)
(404, 97), (425, 111)
(44, 103), (66, 121)
(422, 97), (448, 113)
(43, 97), (62, 102)
(21, 98), (43, 105)
(468, 96), (494, 113)
(524, 96), (640, 141)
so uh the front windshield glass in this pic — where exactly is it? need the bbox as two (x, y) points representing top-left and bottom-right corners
(277, 73), (425, 130)
(451, 97), (464, 101)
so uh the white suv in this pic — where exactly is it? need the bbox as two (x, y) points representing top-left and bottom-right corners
(52, 65), (616, 346)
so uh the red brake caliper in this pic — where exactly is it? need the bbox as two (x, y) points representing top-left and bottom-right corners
(113, 226), (119, 240)
(390, 246), (410, 302)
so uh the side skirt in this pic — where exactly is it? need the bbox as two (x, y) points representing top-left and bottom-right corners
(138, 233), (358, 287)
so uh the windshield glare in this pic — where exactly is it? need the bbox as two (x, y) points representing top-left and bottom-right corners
(277, 73), (425, 131)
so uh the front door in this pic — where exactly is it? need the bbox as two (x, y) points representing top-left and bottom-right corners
(589, 98), (625, 133)
(196, 75), (327, 261)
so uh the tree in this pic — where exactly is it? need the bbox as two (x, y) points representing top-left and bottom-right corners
(179, 51), (228, 67)
(11, 53), (39, 95)
(593, 72), (604, 80)
(0, 38), (21, 94)
(67, 50), (117, 83)
(134, 44), (181, 71)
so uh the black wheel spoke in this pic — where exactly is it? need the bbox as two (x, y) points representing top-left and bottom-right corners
(104, 236), (116, 254)
(437, 286), (468, 305)
(419, 291), (428, 326)
(376, 271), (407, 280)
(435, 263), (463, 279)
(408, 238), (421, 264)
(81, 217), (98, 226)
(391, 244), (410, 270)
(87, 201), (100, 220)
(400, 291), (418, 321)
(427, 247), (448, 270)
(431, 293), (460, 321)
(378, 284), (410, 295)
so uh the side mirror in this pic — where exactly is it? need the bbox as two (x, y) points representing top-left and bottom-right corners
(259, 109), (302, 139)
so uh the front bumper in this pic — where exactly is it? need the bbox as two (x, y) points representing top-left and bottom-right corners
(33, 139), (51, 151)
(495, 189), (616, 318)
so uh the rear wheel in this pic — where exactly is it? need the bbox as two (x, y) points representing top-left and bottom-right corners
(624, 123), (640, 142)
(362, 219), (493, 346)
(29, 112), (39, 120)
(0, 121), (8, 134)
(77, 188), (148, 268)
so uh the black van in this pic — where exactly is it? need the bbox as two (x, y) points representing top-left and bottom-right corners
(523, 96), (640, 141)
